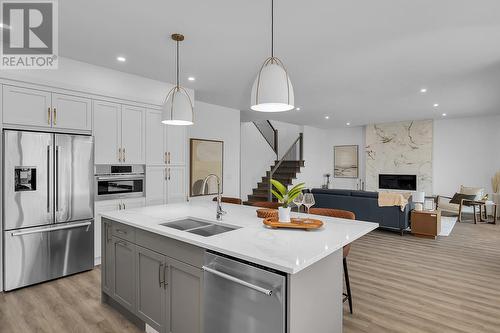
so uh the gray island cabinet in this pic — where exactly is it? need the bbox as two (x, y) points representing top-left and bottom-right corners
(101, 218), (203, 333)
(100, 202), (378, 333)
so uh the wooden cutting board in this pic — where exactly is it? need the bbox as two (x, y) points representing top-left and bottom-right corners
(263, 217), (323, 230)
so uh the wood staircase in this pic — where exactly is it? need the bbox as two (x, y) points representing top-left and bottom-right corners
(244, 160), (305, 204)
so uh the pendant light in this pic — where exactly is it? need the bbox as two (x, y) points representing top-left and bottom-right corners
(251, 0), (294, 112)
(161, 33), (194, 125)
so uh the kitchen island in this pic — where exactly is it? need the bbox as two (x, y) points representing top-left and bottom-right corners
(100, 200), (378, 333)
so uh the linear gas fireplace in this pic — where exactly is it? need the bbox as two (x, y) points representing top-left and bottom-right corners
(379, 174), (417, 191)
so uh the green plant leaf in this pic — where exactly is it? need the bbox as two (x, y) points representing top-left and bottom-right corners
(288, 191), (301, 202)
(271, 189), (284, 202)
(270, 179), (287, 196)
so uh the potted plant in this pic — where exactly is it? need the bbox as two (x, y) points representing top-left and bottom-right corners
(270, 179), (305, 222)
(493, 171), (500, 217)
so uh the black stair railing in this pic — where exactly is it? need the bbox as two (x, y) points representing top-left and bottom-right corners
(268, 133), (303, 201)
(253, 120), (278, 158)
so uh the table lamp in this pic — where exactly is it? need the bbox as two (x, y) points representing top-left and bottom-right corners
(413, 191), (425, 211)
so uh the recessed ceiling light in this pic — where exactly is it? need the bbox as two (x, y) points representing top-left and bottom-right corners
(442, 113), (447, 117)
(325, 116), (330, 120)
(346, 122), (351, 126)
(188, 76), (195, 81)
(0, 23), (11, 29)
(116, 56), (126, 62)
(433, 103), (439, 108)
(420, 88), (427, 93)
(295, 107), (300, 111)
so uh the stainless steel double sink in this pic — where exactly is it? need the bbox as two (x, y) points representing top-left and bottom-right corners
(160, 218), (240, 237)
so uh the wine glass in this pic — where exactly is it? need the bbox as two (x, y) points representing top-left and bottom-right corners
(293, 192), (304, 213)
(303, 193), (315, 214)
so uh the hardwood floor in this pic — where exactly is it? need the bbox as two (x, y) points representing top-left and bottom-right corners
(0, 269), (142, 333)
(344, 221), (500, 333)
(0, 221), (498, 333)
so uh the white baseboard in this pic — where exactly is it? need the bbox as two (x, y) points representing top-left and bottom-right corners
(94, 257), (101, 266)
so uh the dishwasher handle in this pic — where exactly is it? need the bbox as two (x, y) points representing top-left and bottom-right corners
(202, 266), (273, 296)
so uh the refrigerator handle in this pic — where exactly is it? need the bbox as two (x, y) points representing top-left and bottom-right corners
(47, 145), (51, 213)
(55, 145), (60, 212)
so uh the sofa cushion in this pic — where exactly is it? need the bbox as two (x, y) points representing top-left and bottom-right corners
(312, 189), (352, 196)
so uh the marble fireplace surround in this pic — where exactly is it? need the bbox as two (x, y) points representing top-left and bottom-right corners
(365, 120), (433, 193)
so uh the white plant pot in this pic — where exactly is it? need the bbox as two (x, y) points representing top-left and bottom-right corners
(278, 207), (291, 222)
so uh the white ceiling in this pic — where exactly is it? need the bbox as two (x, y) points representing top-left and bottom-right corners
(60, 0), (500, 128)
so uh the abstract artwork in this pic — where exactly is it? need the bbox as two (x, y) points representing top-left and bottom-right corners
(190, 139), (223, 196)
(334, 145), (359, 178)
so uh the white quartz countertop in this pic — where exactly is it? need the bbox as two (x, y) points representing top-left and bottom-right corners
(100, 200), (378, 274)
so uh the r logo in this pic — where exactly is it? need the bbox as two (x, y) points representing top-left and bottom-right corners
(2, 2), (53, 54)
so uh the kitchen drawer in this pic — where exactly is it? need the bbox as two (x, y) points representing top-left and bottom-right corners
(112, 222), (136, 242)
(135, 229), (204, 268)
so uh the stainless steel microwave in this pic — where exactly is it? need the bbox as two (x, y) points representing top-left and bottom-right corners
(95, 165), (145, 201)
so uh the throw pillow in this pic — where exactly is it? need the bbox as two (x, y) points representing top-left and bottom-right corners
(450, 192), (476, 205)
(459, 185), (484, 200)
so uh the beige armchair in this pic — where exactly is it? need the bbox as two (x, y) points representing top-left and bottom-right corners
(437, 185), (485, 222)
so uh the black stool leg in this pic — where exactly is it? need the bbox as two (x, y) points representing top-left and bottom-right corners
(343, 257), (353, 314)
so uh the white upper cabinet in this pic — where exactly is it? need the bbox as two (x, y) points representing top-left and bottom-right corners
(2, 85), (52, 128)
(121, 105), (145, 164)
(93, 101), (145, 165)
(2, 85), (92, 132)
(145, 110), (164, 165)
(165, 126), (186, 166)
(52, 93), (92, 131)
(93, 100), (121, 164)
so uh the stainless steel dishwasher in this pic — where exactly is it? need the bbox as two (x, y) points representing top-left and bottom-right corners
(203, 251), (286, 333)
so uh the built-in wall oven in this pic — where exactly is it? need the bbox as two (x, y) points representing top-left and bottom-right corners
(95, 165), (145, 201)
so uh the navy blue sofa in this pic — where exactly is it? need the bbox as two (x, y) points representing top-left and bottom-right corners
(310, 189), (411, 235)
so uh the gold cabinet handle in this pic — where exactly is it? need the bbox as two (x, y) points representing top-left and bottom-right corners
(164, 152), (168, 164)
(168, 152), (171, 164)
(118, 148), (122, 162)
(123, 148), (126, 162)
(53, 108), (57, 125)
(48, 107), (51, 125)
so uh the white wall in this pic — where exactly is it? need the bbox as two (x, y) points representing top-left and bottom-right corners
(270, 120), (303, 158)
(0, 57), (194, 106)
(188, 102), (241, 198)
(433, 114), (500, 196)
(240, 122), (276, 201)
(295, 126), (331, 189)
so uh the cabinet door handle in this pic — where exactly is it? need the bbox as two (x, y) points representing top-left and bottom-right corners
(123, 203), (126, 210)
(168, 152), (171, 164)
(53, 107), (57, 125)
(164, 152), (168, 164)
(163, 264), (168, 289)
(48, 107), (51, 125)
(118, 148), (122, 162)
(159, 263), (164, 288)
(168, 168), (171, 180)
(123, 148), (126, 162)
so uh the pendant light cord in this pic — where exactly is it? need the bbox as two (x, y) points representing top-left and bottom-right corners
(176, 40), (180, 87)
(271, 0), (274, 58)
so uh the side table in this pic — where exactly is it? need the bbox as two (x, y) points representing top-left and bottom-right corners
(411, 210), (441, 239)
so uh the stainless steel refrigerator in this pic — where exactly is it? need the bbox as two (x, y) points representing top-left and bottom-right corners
(3, 130), (94, 291)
